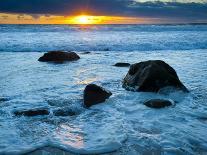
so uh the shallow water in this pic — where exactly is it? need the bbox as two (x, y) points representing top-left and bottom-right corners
(0, 50), (207, 154)
(0, 25), (207, 154)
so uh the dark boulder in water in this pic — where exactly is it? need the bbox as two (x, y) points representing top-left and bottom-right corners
(84, 84), (112, 108)
(38, 51), (80, 63)
(123, 60), (188, 92)
(0, 97), (9, 102)
(144, 99), (173, 108)
(14, 109), (49, 116)
(53, 108), (76, 116)
(114, 63), (130, 67)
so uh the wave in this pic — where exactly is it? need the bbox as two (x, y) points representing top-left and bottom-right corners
(0, 24), (207, 52)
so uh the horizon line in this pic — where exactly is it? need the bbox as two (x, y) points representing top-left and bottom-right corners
(0, 22), (207, 25)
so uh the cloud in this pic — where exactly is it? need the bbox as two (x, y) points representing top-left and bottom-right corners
(0, 0), (206, 22)
(17, 15), (24, 20)
(129, 1), (207, 20)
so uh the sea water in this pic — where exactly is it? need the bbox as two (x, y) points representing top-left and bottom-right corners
(0, 24), (207, 154)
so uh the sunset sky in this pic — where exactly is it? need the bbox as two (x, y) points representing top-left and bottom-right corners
(0, 0), (207, 24)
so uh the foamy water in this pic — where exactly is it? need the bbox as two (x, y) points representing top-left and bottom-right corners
(0, 24), (207, 52)
(0, 25), (207, 154)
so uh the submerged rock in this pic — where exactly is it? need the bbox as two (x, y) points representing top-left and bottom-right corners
(114, 63), (130, 67)
(14, 109), (49, 116)
(53, 108), (76, 116)
(103, 48), (110, 51)
(144, 99), (173, 108)
(123, 60), (188, 92)
(81, 51), (91, 54)
(84, 84), (112, 108)
(0, 97), (9, 102)
(38, 51), (80, 63)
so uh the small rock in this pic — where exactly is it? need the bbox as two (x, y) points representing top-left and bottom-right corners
(114, 63), (130, 67)
(38, 51), (80, 63)
(14, 109), (49, 116)
(53, 108), (76, 116)
(144, 99), (173, 108)
(84, 84), (112, 108)
(0, 97), (9, 102)
(103, 48), (110, 51)
(81, 52), (91, 54)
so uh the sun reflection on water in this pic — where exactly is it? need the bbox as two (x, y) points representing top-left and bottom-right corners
(55, 124), (84, 149)
(77, 77), (99, 85)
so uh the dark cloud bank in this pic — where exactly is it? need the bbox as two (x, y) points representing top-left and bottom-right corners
(0, 0), (207, 22)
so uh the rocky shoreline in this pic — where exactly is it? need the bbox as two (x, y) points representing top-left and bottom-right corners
(9, 51), (189, 118)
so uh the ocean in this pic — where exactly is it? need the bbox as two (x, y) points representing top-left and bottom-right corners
(0, 24), (207, 154)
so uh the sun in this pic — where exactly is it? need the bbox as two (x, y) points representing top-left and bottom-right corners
(68, 15), (103, 24)
(78, 16), (89, 24)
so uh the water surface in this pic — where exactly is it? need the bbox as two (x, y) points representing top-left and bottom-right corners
(0, 25), (207, 154)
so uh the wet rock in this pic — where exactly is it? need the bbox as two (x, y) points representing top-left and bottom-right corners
(0, 97), (9, 102)
(38, 51), (80, 63)
(53, 108), (76, 116)
(123, 60), (188, 92)
(144, 99), (173, 108)
(103, 48), (110, 51)
(114, 63), (130, 67)
(84, 84), (112, 108)
(14, 109), (49, 116)
(81, 51), (91, 54)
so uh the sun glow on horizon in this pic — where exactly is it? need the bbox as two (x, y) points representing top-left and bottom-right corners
(0, 13), (149, 24)
(78, 16), (88, 24)
(68, 15), (103, 24)
(65, 15), (146, 25)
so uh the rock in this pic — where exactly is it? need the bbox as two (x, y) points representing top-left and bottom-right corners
(84, 84), (112, 108)
(81, 51), (91, 54)
(38, 51), (80, 63)
(0, 97), (9, 102)
(123, 60), (188, 92)
(103, 48), (110, 51)
(14, 109), (49, 116)
(53, 108), (76, 116)
(114, 63), (130, 67)
(144, 99), (173, 108)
